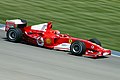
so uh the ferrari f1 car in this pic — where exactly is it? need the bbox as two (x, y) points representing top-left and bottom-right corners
(5, 19), (111, 58)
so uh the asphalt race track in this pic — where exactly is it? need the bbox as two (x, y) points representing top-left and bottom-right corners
(0, 29), (120, 80)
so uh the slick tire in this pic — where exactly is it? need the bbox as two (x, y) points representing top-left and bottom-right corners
(6, 28), (22, 42)
(70, 41), (86, 56)
(89, 38), (101, 46)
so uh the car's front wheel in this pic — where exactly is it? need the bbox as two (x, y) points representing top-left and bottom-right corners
(70, 41), (86, 56)
(6, 28), (22, 42)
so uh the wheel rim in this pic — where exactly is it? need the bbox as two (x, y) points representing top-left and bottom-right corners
(73, 44), (82, 53)
(9, 31), (16, 40)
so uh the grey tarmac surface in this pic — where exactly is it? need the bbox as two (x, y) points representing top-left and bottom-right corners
(0, 30), (120, 80)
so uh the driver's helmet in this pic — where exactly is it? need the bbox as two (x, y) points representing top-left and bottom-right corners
(54, 30), (60, 35)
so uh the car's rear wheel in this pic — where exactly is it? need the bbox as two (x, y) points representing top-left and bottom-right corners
(6, 28), (22, 42)
(70, 41), (86, 56)
(89, 38), (101, 46)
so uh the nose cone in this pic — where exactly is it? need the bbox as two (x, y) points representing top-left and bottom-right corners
(102, 49), (111, 56)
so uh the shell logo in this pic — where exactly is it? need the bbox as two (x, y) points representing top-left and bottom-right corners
(69, 39), (72, 43)
(91, 45), (94, 49)
(45, 38), (52, 44)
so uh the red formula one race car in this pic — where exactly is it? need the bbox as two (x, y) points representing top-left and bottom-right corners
(5, 19), (111, 58)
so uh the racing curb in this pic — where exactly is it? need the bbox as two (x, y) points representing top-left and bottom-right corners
(0, 24), (5, 27)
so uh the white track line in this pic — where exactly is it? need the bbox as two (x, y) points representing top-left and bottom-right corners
(0, 27), (5, 30)
(111, 54), (120, 57)
(111, 50), (120, 57)
(0, 24), (5, 30)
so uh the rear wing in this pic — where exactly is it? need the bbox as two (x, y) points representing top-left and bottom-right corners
(5, 19), (27, 31)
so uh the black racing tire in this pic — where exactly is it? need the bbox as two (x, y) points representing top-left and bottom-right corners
(6, 28), (22, 42)
(70, 41), (86, 56)
(89, 38), (101, 46)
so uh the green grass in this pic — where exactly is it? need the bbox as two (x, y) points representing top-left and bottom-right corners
(0, 0), (120, 51)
